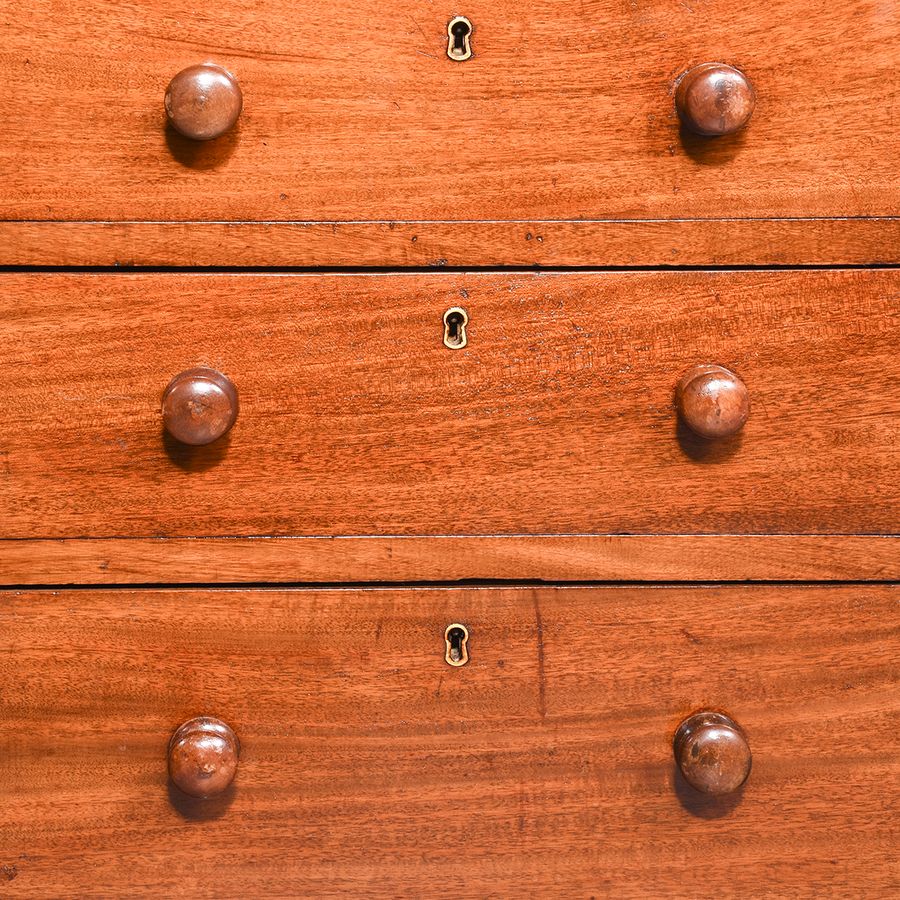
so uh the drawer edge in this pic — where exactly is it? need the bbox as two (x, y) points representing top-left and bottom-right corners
(1, 219), (899, 267)
(2, 534), (897, 585)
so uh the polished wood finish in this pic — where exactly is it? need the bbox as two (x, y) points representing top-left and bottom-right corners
(674, 712), (752, 795)
(1, 271), (897, 539)
(1, 1), (898, 270)
(2, 535), (898, 586)
(162, 367), (239, 446)
(675, 364), (750, 440)
(164, 64), (242, 141)
(1, 219), (897, 267)
(0, 585), (896, 896)
(168, 717), (240, 798)
(675, 63), (755, 136)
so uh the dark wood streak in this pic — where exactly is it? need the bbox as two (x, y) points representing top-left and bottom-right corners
(532, 588), (547, 722)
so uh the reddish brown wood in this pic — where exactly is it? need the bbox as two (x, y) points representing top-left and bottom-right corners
(0, 1), (897, 270)
(675, 364), (750, 439)
(675, 63), (755, 136)
(0, 585), (896, 895)
(164, 64), (242, 141)
(168, 717), (240, 798)
(1, 535), (898, 585)
(1, 271), (897, 540)
(674, 712), (752, 795)
(0, 219), (897, 267)
(161, 367), (239, 446)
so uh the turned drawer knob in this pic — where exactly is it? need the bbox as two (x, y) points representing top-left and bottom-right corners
(165, 64), (242, 141)
(675, 364), (749, 439)
(168, 717), (240, 798)
(675, 63), (755, 136)
(162, 367), (239, 446)
(674, 711), (751, 795)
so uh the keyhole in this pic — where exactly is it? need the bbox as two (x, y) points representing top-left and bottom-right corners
(444, 624), (469, 667)
(447, 16), (473, 61)
(443, 306), (468, 349)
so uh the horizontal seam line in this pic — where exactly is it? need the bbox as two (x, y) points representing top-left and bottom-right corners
(2, 534), (898, 543)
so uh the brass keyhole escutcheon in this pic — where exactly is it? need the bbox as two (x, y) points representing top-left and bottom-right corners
(443, 306), (468, 349)
(447, 16), (473, 61)
(444, 624), (469, 667)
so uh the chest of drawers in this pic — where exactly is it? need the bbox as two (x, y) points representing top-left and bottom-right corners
(1, 1), (898, 897)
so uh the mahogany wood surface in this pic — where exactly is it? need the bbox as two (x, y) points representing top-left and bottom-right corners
(0, 585), (897, 897)
(2, 219), (898, 267)
(2, 535), (898, 585)
(1, 1), (898, 265)
(1, 270), (897, 540)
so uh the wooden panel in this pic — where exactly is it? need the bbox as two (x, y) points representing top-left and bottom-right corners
(1, 535), (898, 585)
(1, 270), (898, 539)
(1, 2), (898, 261)
(2, 218), (898, 267)
(0, 585), (897, 896)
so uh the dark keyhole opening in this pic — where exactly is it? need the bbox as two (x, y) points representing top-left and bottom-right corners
(447, 626), (466, 662)
(451, 19), (471, 53)
(446, 311), (464, 341)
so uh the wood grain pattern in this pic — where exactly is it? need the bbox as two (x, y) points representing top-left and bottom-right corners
(3, 219), (899, 267)
(1, 270), (897, 540)
(1, 1), (898, 266)
(1, 535), (898, 585)
(1, 585), (897, 897)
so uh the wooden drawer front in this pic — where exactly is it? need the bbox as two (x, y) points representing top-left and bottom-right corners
(2, 1), (897, 230)
(1, 585), (896, 896)
(1, 270), (898, 540)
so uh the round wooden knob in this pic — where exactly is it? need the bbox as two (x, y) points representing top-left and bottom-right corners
(162, 367), (238, 446)
(674, 711), (751, 795)
(675, 364), (749, 439)
(165, 64), (242, 141)
(168, 717), (240, 799)
(675, 63), (755, 136)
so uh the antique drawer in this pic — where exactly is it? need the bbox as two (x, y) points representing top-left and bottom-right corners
(1, 270), (897, 558)
(1, 1), (898, 266)
(0, 585), (896, 896)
